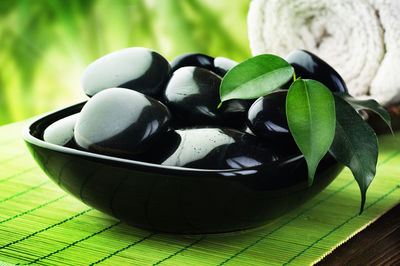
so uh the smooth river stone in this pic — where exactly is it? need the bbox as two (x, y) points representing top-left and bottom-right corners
(247, 90), (299, 155)
(74, 88), (171, 158)
(285, 50), (348, 93)
(213, 56), (238, 76)
(82, 47), (171, 98)
(171, 53), (214, 73)
(163, 66), (252, 128)
(156, 128), (279, 170)
(43, 114), (79, 147)
(170, 53), (238, 77)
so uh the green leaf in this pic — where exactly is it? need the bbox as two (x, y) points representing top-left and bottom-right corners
(286, 79), (336, 186)
(329, 95), (378, 214)
(219, 54), (294, 103)
(337, 93), (393, 134)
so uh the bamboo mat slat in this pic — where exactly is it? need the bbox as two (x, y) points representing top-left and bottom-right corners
(0, 120), (399, 266)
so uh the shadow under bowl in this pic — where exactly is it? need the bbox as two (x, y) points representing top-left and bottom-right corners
(23, 102), (344, 234)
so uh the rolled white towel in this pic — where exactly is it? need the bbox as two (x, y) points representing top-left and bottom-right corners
(248, 0), (400, 106)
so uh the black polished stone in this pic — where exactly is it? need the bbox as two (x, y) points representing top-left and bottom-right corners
(138, 129), (182, 164)
(285, 49), (348, 93)
(74, 88), (171, 158)
(213, 56), (238, 76)
(163, 66), (252, 128)
(82, 47), (171, 98)
(24, 102), (343, 233)
(171, 53), (214, 73)
(43, 114), (78, 148)
(247, 90), (299, 155)
(153, 128), (278, 169)
(171, 53), (239, 77)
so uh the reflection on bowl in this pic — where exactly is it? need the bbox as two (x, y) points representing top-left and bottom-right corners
(23, 102), (343, 234)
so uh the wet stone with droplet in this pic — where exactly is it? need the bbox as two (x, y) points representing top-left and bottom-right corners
(151, 127), (279, 169)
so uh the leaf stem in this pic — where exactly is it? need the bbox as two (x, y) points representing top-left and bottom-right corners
(293, 72), (297, 82)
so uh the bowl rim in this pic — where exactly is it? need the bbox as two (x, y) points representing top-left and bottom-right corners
(22, 101), (305, 177)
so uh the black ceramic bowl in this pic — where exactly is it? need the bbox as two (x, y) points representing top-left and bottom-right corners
(23, 102), (343, 234)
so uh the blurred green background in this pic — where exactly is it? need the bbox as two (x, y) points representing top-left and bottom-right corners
(0, 0), (252, 126)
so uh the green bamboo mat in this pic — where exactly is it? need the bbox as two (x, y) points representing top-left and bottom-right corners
(0, 120), (399, 266)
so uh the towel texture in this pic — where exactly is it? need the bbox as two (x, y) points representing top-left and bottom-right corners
(248, 0), (400, 105)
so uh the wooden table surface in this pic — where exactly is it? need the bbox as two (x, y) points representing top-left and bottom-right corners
(318, 203), (400, 265)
